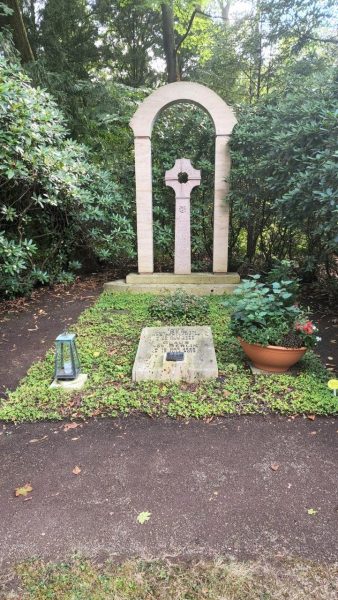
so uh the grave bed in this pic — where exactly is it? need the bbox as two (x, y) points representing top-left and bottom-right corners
(0, 293), (335, 422)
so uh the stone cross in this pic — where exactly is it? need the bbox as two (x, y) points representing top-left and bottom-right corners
(165, 158), (201, 274)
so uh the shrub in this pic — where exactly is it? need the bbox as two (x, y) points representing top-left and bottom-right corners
(149, 289), (209, 324)
(229, 69), (338, 278)
(225, 275), (319, 348)
(0, 42), (135, 298)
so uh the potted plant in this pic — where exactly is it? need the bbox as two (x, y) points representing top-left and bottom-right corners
(225, 275), (320, 373)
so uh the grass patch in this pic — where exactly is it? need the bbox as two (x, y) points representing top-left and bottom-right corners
(2, 556), (337, 599)
(0, 292), (336, 422)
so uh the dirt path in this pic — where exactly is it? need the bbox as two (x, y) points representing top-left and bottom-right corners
(0, 275), (105, 397)
(312, 312), (338, 375)
(0, 415), (337, 568)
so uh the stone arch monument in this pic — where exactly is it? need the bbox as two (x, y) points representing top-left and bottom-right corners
(105, 82), (240, 295)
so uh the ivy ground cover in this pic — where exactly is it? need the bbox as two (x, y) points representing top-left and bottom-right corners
(0, 293), (336, 422)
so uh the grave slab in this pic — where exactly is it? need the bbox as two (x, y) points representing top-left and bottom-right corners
(132, 326), (218, 382)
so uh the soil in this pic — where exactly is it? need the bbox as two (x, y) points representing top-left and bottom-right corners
(0, 415), (337, 567)
(311, 312), (338, 375)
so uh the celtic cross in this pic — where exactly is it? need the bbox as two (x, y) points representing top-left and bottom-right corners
(165, 158), (201, 274)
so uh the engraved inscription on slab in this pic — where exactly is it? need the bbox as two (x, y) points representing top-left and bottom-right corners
(132, 326), (218, 382)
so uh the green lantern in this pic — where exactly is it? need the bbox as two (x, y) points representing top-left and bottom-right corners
(54, 332), (81, 381)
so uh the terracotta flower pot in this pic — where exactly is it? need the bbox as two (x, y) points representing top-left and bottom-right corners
(239, 338), (307, 373)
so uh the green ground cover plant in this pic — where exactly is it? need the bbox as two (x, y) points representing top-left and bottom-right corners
(2, 556), (337, 600)
(0, 293), (335, 423)
(149, 290), (209, 324)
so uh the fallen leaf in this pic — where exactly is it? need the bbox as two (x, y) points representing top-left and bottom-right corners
(15, 483), (33, 497)
(63, 423), (79, 432)
(137, 511), (151, 524)
(307, 415), (315, 421)
(307, 508), (318, 515)
(223, 390), (231, 397)
(270, 463), (280, 471)
(93, 351), (101, 357)
(72, 466), (81, 475)
(29, 435), (48, 443)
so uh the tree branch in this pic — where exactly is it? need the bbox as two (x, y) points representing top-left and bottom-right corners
(306, 34), (338, 45)
(175, 8), (199, 53)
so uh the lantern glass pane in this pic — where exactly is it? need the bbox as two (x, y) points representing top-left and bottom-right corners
(56, 341), (75, 379)
(72, 342), (81, 372)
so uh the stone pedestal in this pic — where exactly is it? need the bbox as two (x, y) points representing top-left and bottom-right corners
(50, 373), (88, 390)
(104, 272), (240, 296)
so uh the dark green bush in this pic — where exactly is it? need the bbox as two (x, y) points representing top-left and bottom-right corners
(0, 42), (135, 298)
(229, 69), (338, 279)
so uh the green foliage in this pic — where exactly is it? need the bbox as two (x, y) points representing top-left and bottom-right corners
(2, 0), (337, 299)
(94, 0), (162, 87)
(38, 0), (99, 78)
(149, 289), (209, 324)
(229, 68), (338, 278)
(0, 47), (134, 297)
(226, 275), (318, 348)
(0, 293), (334, 423)
(265, 259), (300, 298)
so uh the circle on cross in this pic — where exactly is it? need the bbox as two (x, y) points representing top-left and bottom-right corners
(178, 172), (189, 183)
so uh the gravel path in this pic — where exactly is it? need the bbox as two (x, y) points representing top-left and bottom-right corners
(1, 415), (337, 568)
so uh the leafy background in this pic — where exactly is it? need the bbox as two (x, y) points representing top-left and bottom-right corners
(0, 0), (337, 299)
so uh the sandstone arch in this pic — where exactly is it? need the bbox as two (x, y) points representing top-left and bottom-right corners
(130, 82), (237, 273)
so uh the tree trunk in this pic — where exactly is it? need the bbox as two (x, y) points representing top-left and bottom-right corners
(218, 1), (231, 25)
(246, 215), (258, 263)
(161, 2), (178, 83)
(0, 0), (34, 63)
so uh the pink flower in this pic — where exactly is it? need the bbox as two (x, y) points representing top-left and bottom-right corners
(295, 321), (314, 335)
(303, 321), (314, 334)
